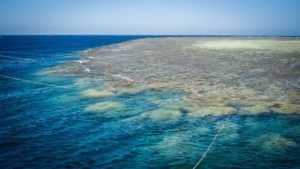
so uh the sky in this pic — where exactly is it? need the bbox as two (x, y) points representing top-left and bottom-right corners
(0, 0), (300, 35)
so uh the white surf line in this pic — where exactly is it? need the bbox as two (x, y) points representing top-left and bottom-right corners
(74, 60), (91, 73)
(85, 68), (90, 72)
(0, 59), (25, 63)
(192, 134), (219, 169)
(0, 50), (55, 56)
(0, 74), (72, 89)
(0, 50), (77, 57)
(0, 54), (37, 62)
(112, 74), (134, 82)
(76, 60), (89, 64)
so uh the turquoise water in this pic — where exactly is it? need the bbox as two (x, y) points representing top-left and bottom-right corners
(0, 36), (300, 169)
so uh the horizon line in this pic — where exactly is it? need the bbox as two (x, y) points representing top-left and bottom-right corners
(1, 34), (300, 37)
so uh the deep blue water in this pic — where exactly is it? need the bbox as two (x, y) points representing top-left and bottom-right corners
(0, 36), (300, 169)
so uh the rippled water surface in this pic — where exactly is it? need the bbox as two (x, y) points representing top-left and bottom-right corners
(0, 36), (300, 169)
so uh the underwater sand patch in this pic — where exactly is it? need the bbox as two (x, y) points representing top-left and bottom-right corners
(84, 101), (126, 113)
(81, 86), (117, 98)
(73, 77), (103, 87)
(81, 82), (147, 98)
(140, 107), (182, 121)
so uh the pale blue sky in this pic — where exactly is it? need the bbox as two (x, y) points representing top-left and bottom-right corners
(1, 0), (300, 35)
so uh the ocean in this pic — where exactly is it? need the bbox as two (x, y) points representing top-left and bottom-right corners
(0, 36), (299, 169)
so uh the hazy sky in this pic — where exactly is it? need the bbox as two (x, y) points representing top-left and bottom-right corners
(1, 0), (300, 35)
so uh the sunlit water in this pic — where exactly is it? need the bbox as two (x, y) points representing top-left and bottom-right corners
(0, 36), (300, 169)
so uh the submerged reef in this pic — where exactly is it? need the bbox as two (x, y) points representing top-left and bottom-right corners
(252, 134), (298, 154)
(85, 101), (126, 113)
(140, 107), (182, 121)
(47, 37), (300, 116)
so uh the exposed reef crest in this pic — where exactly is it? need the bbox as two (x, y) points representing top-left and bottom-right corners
(46, 37), (300, 117)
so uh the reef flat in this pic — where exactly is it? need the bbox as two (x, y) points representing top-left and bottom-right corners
(48, 37), (300, 116)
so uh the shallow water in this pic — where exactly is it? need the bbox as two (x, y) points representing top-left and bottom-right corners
(0, 36), (300, 169)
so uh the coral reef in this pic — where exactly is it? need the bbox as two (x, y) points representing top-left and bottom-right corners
(48, 37), (300, 116)
(140, 107), (182, 121)
(85, 101), (126, 113)
(252, 134), (298, 153)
